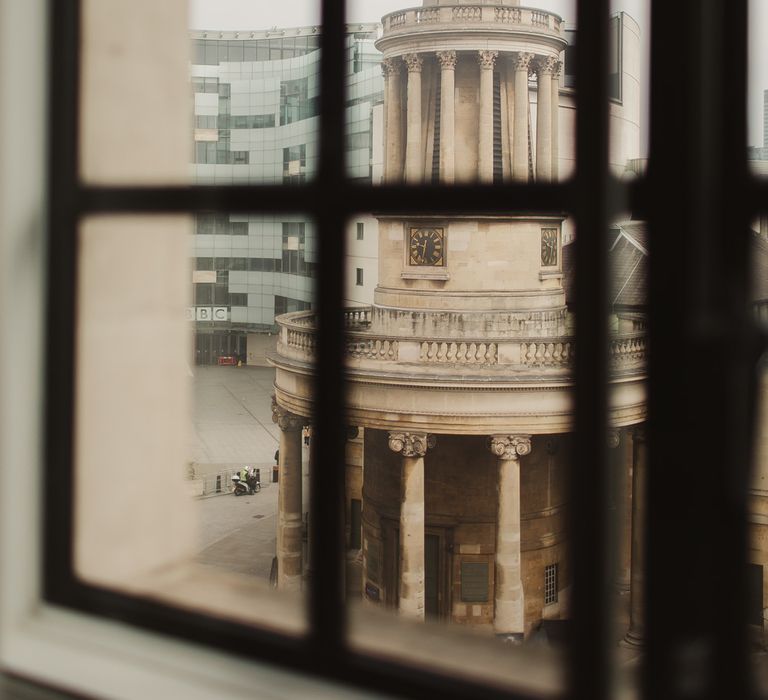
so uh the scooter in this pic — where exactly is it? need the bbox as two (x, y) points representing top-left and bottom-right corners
(232, 473), (261, 495)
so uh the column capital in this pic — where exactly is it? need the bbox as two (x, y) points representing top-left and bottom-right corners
(512, 51), (534, 72)
(488, 435), (532, 461)
(633, 425), (647, 443)
(388, 431), (436, 457)
(607, 430), (621, 449)
(537, 55), (560, 76)
(477, 49), (498, 70)
(436, 50), (457, 70)
(551, 59), (563, 80)
(381, 57), (400, 78)
(403, 53), (424, 73)
(271, 395), (303, 432)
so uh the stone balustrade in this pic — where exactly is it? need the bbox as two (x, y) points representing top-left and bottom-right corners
(275, 309), (646, 375)
(381, 5), (564, 38)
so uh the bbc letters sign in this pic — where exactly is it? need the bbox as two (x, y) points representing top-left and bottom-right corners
(189, 307), (228, 322)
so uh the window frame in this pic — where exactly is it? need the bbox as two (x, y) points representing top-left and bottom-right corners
(0, 0), (756, 699)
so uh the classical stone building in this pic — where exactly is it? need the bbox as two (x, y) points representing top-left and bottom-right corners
(269, 0), (647, 640)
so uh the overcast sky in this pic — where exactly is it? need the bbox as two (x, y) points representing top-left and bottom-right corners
(189, 0), (767, 147)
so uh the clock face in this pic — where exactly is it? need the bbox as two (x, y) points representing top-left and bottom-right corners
(541, 228), (558, 267)
(409, 227), (445, 267)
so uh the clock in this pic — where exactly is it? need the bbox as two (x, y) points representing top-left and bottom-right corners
(541, 228), (558, 267)
(408, 227), (445, 267)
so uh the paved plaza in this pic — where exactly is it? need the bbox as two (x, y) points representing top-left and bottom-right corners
(189, 366), (294, 581)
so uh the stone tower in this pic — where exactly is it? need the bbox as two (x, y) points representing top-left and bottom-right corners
(270, 1), (646, 640)
(373, 0), (568, 344)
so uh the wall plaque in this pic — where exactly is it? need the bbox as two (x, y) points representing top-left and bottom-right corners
(460, 561), (489, 602)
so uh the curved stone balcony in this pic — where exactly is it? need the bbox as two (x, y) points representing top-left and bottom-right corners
(274, 308), (645, 377)
(377, 5), (566, 55)
(270, 308), (646, 433)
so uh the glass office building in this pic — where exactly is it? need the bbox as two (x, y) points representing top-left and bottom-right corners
(190, 25), (383, 364)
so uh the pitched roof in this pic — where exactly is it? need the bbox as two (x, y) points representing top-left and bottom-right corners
(562, 221), (648, 310)
(563, 222), (768, 308)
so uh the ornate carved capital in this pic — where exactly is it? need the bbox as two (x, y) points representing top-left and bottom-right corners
(489, 435), (532, 461)
(607, 430), (621, 449)
(551, 59), (563, 80)
(537, 55), (560, 76)
(271, 394), (303, 432)
(388, 432), (435, 457)
(513, 51), (534, 72)
(403, 53), (424, 73)
(477, 50), (498, 70)
(436, 50), (457, 70)
(381, 57), (400, 79)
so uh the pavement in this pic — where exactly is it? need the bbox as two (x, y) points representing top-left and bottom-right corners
(188, 366), (288, 583)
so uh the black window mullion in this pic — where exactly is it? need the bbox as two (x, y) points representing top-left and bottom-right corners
(44, 0), (80, 605)
(569, 0), (612, 699)
(645, 1), (753, 698)
(310, 0), (347, 660)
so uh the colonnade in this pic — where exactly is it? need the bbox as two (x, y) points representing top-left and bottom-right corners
(386, 430), (530, 637)
(381, 50), (561, 184)
(272, 399), (646, 645)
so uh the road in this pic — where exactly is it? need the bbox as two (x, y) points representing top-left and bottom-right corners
(189, 365), (287, 582)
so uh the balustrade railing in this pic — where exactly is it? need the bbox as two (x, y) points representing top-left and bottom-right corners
(382, 5), (563, 36)
(276, 310), (646, 375)
(452, 6), (482, 21)
(420, 341), (497, 365)
(495, 7), (522, 23)
(416, 7), (440, 23)
(522, 340), (572, 367)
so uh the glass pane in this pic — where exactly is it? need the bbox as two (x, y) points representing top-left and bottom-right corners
(607, 217), (648, 695)
(749, 0), (768, 176)
(74, 213), (315, 634)
(350, 0), (574, 184)
(607, 0), (650, 175)
(337, 209), (581, 695)
(80, 0), (320, 184)
(189, 2), (321, 185)
(80, 0), (192, 184)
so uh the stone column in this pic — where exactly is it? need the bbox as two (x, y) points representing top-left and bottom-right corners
(389, 431), (435, 619)
(382, 58), (402, 183)
(608, 430), (632, 593)
(272, 398), (304, 592)
(535, 56), (558, 182)
(490, 434), (531, 640)
(624, 426), (647, 646)
(436, 50), (457, 184)
(550, 60), (561, 181)
(512, 52), (534, 182)
(403, 53), (424, 184)
(478, 50), (498, 183)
